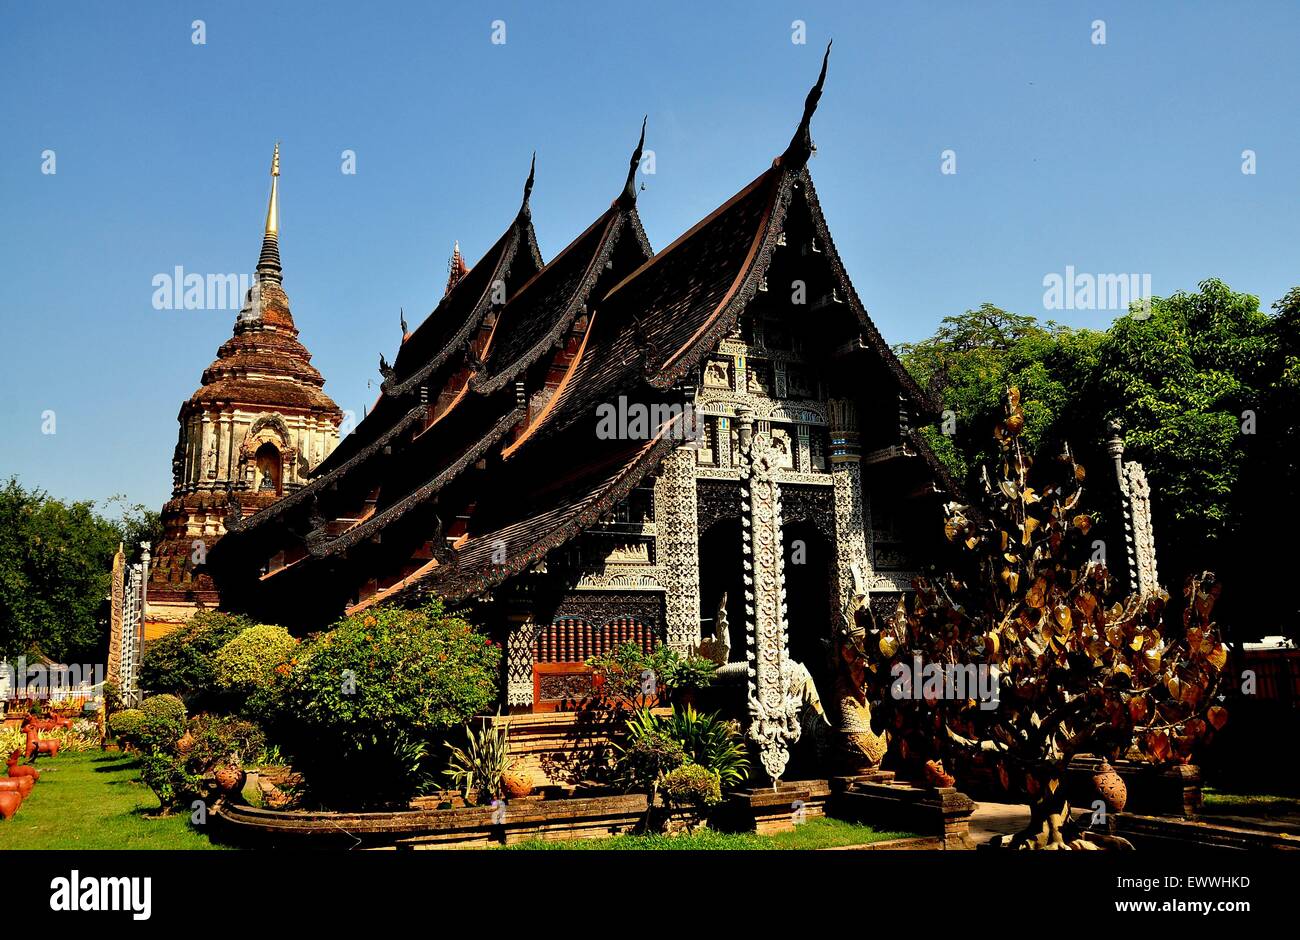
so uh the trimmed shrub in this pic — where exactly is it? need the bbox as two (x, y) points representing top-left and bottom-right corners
(214, 624), (296, 693)
(137, 694), (187, 753)
(214, 623), (297, 720)
(661, 763), (722, 809)
(281, 598), (501, 807)
(108, 708), (145, 747)
(140, 610), (253, 703)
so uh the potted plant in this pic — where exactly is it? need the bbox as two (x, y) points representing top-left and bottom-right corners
(185, 715), (265, 801)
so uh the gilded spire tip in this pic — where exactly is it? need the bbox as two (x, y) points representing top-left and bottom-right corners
(264, 142), (281, 238)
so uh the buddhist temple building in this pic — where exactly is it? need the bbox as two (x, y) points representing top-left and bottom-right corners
(210, 50), (960, 778)
(146, 145), (344, 638)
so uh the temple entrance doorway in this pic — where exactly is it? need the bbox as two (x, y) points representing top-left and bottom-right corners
(697, 518), (744, 662)
(783, 521), (834, 714)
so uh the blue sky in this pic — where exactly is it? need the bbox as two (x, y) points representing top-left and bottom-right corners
(2, 0), (1297, 513)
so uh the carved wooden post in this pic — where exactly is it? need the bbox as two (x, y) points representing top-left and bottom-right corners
(654, 446), (702, 651)
(107, 544), (125, 686)
(1106, 419), (1160, 597)
(737, 409), (800, 781)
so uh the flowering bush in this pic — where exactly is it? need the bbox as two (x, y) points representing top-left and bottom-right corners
(214, 624), (297, 693)
(214, 623), (297, 720)
(280, 599), (501, 807)
(46, 719), (100, 752)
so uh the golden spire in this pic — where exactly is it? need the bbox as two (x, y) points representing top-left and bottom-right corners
(264, 141), (281, 237)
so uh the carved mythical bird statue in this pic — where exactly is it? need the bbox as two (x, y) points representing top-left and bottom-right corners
(696, 592), (732, 665)
(833, 561), (889, 771)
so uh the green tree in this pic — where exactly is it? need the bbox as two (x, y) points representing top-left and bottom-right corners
(1096, 280), (1291, 631)
(0, 478), (138, 662)
(898, 281), (1300, 638)
(897, 304), (1105, 488)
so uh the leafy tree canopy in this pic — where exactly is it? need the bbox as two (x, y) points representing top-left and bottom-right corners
(897, 280), (1299, 637)
(0, 478), (160, 662)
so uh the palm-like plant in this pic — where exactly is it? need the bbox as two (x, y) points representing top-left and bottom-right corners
(625, 706), (750, 790)
(444, 715), (513, 803)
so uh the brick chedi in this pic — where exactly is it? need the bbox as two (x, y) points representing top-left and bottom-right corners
(147, 144), (343, 637)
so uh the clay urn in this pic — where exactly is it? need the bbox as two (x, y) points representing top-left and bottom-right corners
(1092, 760), (1127, 814)
(0, 790), (21, 820)
(176, 732), (195, 755)
(502, 769), (535, 799)
(214, 764), (246, 794)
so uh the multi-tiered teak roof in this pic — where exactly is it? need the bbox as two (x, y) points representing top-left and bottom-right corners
(148, 146), (343, 633)
(210, 50), (956, 635)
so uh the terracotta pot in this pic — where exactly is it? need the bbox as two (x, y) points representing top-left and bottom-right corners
(214, 765), (246, 794)
(0, 791), (21, 820)
(1092, 761), (1127, 814)
(502, 770), (534, 799)
(176, 732), (194, 755)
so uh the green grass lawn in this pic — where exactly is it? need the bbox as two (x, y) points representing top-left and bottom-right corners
(1202, 788), (1300, 820)
(504, 816), (912, 850)
(0, 750), (225, 850)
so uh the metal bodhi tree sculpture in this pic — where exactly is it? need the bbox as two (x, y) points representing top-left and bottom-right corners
(860, 388), (1229, 849)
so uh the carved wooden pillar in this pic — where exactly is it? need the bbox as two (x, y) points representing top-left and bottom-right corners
(737, 410), (800, 781)
(829, 399), (873, 627)
(107, 544), (125, 686)
(654, 446), (701, 651)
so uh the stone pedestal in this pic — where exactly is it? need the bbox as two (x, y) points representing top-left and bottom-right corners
(831, 776), (975, 849)
(716, 779), (832, 835)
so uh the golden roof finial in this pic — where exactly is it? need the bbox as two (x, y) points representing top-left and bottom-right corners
(264, 141), (280, 237)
